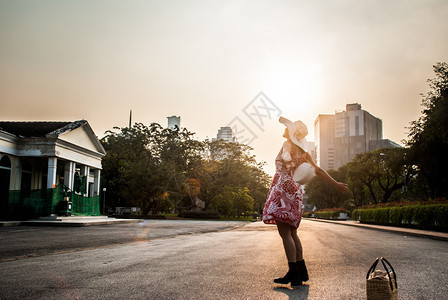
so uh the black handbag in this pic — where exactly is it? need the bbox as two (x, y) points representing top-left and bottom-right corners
(366, 257), (398, 300)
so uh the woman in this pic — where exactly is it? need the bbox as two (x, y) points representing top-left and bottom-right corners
(263, 117), (349, 287)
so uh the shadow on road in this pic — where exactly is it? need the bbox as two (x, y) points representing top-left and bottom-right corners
(274, 285), (309, 299)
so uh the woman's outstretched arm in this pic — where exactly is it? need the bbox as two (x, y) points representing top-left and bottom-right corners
(303, 152), (349, 193)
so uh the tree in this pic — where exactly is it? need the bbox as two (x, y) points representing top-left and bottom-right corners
(346, 148), (408, 204)
(101, 124), (270, 216)
(305, 168), (350, 209)
(210, 186), (254, 217)
(233, 187), (255, 216)
(101, 123), (162, 212)
(153, 124), (205, 212)
(101, 123), (204, 214)
(374, 148), (408, 203)
(345, 161), (369, 208)
(210, 188), (234, 216)
(407, 62), (448, 198)
(199, 140), (270, 213)
(346, 152), (380, 204)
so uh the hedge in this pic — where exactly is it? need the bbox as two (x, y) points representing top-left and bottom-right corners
(352, 204), (448, 232)
(302, 212), (314, 218)
(313, 208), (350, 220)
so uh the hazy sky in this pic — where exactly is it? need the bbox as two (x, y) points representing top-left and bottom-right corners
(1, 0), (447, 175)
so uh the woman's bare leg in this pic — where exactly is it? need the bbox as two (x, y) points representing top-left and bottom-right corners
(291, 228), (303, 260)
(291, 227), (308, 282)
(276, 222), (297, 262)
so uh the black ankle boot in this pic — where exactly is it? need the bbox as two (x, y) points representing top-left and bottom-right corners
(274, 262), (297, 284)
(296, 259), (309, 282)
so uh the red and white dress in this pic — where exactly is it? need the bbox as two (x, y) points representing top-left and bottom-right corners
(262, 146), (305, 229)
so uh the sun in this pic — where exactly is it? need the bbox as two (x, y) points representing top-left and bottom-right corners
(265, 61), (324, 109)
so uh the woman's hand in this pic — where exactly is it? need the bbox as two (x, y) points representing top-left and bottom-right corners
(335, 182), (349, 194)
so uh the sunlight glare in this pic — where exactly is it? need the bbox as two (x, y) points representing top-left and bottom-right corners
(267, 61), (324, 111)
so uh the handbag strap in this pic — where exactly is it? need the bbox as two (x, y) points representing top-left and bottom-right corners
(380, 257), (398, 290)
(366, 257), (398, 291)
(366, 257), (380, 279)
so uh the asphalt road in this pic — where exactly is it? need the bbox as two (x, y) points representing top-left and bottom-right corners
(0, 220), (246, 262)
(0, 220), (447, 299)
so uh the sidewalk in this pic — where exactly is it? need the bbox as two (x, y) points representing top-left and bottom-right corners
(306, 218), (448, 242)
(0, 216), (141, 227)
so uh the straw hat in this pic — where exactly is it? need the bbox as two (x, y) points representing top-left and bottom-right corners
(279, 116), (308, 152)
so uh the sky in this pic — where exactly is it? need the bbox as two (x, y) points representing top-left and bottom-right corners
(1, 0), (448, 175)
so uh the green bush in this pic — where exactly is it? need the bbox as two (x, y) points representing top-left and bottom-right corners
(434, 205), (448, 228)
(375, 208), (390, 225)
(314, 208), (350, 220)
(353, 204), (448, 232)
(315, 211), (337, 219)
(302, 212), (314, 218)
(389, 206), (402, 225)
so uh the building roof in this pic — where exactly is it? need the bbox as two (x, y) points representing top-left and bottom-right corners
(0, 120), (86, 138)
(0, 120), (106, 164)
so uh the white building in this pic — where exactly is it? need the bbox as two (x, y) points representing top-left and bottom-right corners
(215, 127), (236, 142)
(0, 120), (106, 218)
(167, 116), (181, 130)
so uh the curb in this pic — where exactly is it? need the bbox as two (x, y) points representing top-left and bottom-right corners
(21, 219), (142, 227)
(0, 218), (142, 227)
(305, 218), (448, 242)
(0, 221), (22, 227)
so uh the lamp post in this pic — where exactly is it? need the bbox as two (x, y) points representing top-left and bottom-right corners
(378, 153), (386, 204)
(402, 152), (408, 200)
(379, 152), (387, 169)
(102, 188), (107, 215)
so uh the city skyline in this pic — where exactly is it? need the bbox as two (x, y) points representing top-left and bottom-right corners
(1, 0), (447, 175)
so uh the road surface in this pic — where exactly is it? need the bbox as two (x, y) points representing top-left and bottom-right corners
(0, 219), (447, 299)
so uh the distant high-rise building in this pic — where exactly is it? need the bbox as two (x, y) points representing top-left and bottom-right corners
(333, 103), (383, 169)
(315, 103), (399, 170)
(214, 127), (236, 142)
(209, 127), (237, 160)
(167, 116), (180, 130)
(369, 139), (401, 151)
(305, 141), (317, 163)
(314, 114), (335, 170)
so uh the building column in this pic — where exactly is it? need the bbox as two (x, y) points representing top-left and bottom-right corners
(47, 157), (58, 189)
(13, 158), (21, 190)
(81, 165), (89, 197)
(64, 161), (75, 190)
(93, 169), (101, 196)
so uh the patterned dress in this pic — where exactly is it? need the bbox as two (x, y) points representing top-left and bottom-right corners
(262, 145), (305, 229)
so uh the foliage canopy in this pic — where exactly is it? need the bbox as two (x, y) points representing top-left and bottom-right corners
(100, 124), (270, 216)
(406, 62), (448, 198)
